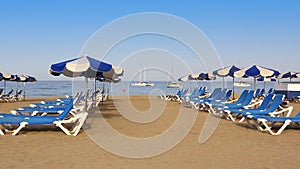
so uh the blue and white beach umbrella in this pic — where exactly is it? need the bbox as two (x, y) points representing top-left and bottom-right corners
(50, 55), (123, 110)
(178, 73), (215, 82)
(178, 74), (197, 82)
(2, 73), (14, 93)
(50, 55), (123, 79)
(213, 65), (242, 98)
(277, 71), (300, 82)
(234, 65), (280, 90)
(213, 65), (241, 77)
(198, 73), (216, 80)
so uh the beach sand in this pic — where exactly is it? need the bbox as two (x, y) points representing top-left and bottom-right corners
(0, 96), (299, 169)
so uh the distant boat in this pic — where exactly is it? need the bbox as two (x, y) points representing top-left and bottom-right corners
(131, 81), (154, 87)
(234, 81), (251, 87)
(166, 56), (181, 88)
(167, 82), (181, 88)
(131, 65), (154, 87)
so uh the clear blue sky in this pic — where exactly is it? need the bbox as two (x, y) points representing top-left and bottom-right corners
(0, 0), (299, 80)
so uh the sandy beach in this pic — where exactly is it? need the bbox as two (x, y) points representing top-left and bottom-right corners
(0, 96), (299, 169)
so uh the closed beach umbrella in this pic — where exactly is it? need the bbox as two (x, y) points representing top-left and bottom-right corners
(213, 65), (242, 98)
(234, 65), (280, 90)
(50, 55), (123, 110)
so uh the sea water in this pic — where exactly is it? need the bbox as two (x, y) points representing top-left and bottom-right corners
(0, 80), (275, 97)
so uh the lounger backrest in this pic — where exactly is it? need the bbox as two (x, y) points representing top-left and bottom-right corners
(190, 88), (199, 96)
(267, 88), (274, 94)
(7, 89), (13, 95)
(213, 88), (227, 100)
(257, 94), (274, 110)
(181, 89), (189, 97)
(57, 99), (74, 120)
(209, 88), (222, 99)
(235, 90), (249, 104)
(221, 90), (232, 102)
(241, 90), (254, 106)
(266, 94), (283, 112)
(255, 88), (261, 97)
(176, 89), (182, 96)
(198, 87), (206, 97)
(259, 89), (265, 96)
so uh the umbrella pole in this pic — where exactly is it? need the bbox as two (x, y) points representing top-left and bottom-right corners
(254, 78), (257, 91)
(232, 77), (235, 99)
(222, 77), (225, 89)
(16, 82), (18, 94)
(4, 80), (6, 94)
(23, 82), (26, 101)
(93, 78), (96, 108)
(102, 81), (105, 104)
(84, 77), (88, 111)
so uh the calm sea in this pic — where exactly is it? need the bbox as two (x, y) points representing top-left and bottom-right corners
(0, 80), (275, 97)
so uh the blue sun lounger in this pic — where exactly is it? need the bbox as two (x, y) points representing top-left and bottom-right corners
(243, 94), (293, 118)
(0, 99), (88, 136)
(223, 94), (274, 122)
(189, 88), (222, 109)
(249, 112), (300, 135)
(11, 107), (66, 116)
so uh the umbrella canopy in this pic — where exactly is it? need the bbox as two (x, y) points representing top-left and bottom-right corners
(3, 73), (14, 81)
(213, 65), (241, 77)
(277, 71), (300, 82)
(234, 65), (280, 90)
(234, 65), (279, 78)
(213, 65), (242, 98)
(257, 77), (276, 82)
(50, 55), (124, 79)
(178, 73), (215, 82)
(198, 73), (216, 80)
(17, 75), (37, 82)
(50, 55), (123, 110)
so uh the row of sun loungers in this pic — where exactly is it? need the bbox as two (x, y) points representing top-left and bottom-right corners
(0, 88), (108, 136)
(162, 87), (299, 135)
(0, 89), (24, 102)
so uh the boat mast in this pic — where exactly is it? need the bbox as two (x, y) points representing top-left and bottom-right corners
(143, 64), (147, 82)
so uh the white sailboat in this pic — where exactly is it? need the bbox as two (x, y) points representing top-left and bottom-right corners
(167, 57), (181, 88)
(131, 66), (154, 87)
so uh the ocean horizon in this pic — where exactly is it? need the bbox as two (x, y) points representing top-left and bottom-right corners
(0, 80), (277, 97)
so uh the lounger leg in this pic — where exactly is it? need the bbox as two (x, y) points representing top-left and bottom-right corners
(261, 120), (292, 135)
(72, 112), (88, 136)
(223, 110), (236, 122)
(55, 122), (72, 135)
(238, 117), (245, 123)
(12, 122), (28, 136)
